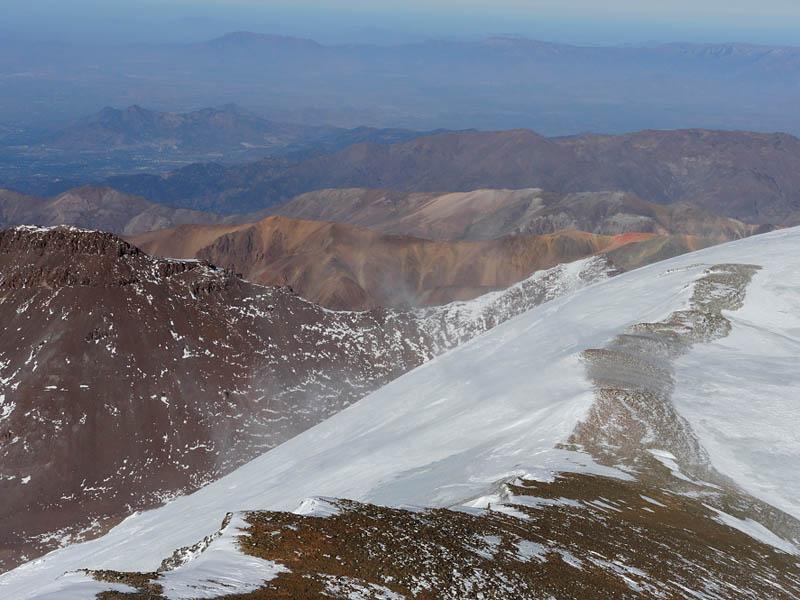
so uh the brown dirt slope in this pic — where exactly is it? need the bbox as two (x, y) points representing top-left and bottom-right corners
(0, 186), (227, 235)
(273, 187), (766, 241)
(132, 216), (629, 309)
(132, 211), (754, 310)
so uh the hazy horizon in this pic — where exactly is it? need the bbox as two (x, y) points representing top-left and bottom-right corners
(3, 0), (800, 47)
(3, 0), (800, 157)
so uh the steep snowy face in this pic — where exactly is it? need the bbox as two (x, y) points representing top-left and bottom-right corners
(0, 226), (611, 571)
(671, 255), (800, 522)
(3, 227), (800, 598)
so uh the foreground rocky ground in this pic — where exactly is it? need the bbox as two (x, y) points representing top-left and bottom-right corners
(88, 472), (800, 599)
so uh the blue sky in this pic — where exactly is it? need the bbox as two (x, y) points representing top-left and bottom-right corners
(4, 0), (800, 45)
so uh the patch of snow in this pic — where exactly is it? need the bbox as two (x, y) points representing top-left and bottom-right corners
(585, 557), (649, 593)
(705, 505), (799, 556)
(292, 497), (342, 518)
(515, 540), (547, 563)
(509, 496), (583, 511)
(673, 252), (800, 522)
(640, 495), (667, 508)
(321, 575), (405, 599)
(10, 225), (96, 234)
(159, 513), (288, 599)
(556, 549), (584, 569)
(471, 535), (502, 560)
(647, 450), (695, 483)
(587, 499), (623, 513)
(0, 394), (14, 422)
(18, 571), (136, 599)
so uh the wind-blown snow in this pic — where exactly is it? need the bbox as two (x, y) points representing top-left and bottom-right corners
(20, 572), (136, 599)
(3, 228), (800, 598)
(705, 506), (799, 556)
(158, 514), (288, 599)
(672, 248), (800, 522)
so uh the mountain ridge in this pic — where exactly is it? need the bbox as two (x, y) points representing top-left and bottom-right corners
(131, 212), (734, 310)
(272, 187), (765, 240)
(105, 128), (800, 222)
(0, 186), (231, 235)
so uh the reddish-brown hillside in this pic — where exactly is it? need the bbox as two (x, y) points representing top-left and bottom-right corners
(132, 216), (629, 309)
(273, 188), (763, 241)
(132, 210), (755, 310)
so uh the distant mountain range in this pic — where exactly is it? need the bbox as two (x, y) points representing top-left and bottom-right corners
(273, 188), (764, 241)
(47, 104), (327, 153)
(0, 186), (231, 235)
(0, 105), (430, 193)
(43, 104), (426, 157)
(0, 181), (766, 311)
(106, 128), (800, 223)
(4, 32), (800, 135)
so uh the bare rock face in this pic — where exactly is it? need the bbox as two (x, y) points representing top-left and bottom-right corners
(0, 226), (613, 571)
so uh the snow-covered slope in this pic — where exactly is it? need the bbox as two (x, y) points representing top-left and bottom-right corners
(3, 227), (800, 598)
(672, 254), (800, 521)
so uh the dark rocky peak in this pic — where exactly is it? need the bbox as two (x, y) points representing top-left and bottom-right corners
(0, 226), (237, 291)
(0, 226), (140, 257)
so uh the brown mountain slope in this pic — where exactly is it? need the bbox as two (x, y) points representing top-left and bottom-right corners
(289, 129), (800, 224)
(272, 187), (765, 241)
(132, 216), (633, 310)
(0, 186), (228, 235)
(0, 226), (613, 571)
(130, 221), (249, 257)
(108, 128), (800, 223)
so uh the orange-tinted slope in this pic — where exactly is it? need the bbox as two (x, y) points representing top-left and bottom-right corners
(272, 188), (765, 241)
(132, 216), (628, 309)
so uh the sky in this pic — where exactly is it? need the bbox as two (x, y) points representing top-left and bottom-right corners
(3, 0), (800, 46)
